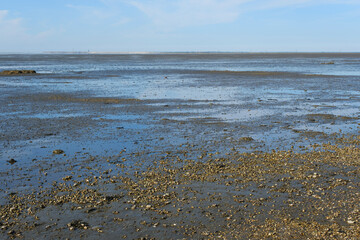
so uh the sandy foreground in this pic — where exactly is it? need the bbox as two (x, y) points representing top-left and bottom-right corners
(1, 94), (360, 239)
(2, 132), (360, 239)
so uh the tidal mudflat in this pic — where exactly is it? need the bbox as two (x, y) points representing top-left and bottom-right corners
(1, 53), (360, 239)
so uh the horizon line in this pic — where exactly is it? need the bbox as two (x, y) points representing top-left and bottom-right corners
(0, 51), (360, 55)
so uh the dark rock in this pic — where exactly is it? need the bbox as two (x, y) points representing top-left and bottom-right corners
(239, 137), (254, 142)
(86, 208), (97, 213)
(53, 149), (64, 154)
(62, 176), (72, 181)
(0, 70), (37, 75)
(67, 220), (89, 230)
(7, 159), (17, 164)
(44, 133), (56, 136)
(104, 195), (120, 202)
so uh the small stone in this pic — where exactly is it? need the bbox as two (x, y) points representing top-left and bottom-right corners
(92, 226), (103, 232)
(62, 176), (72, 181)
(86, 208), (97, 213)
(53, 149), (64, 154)
(7, 159), (17, 164)
(201, 231), (210, 236)
(239, 137), (254, 141)
(67, 220), (89, 230)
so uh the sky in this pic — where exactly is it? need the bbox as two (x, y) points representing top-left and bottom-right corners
(1, 0), (360, 52)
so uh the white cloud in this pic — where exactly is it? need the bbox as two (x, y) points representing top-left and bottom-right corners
(0, 10), (7, 20)
(65, 0), (359, 31)
(0, 10), (58, 52)
(113, 17), (131, 26)
(67, 4), (112, 20)
(128, 0), (360, 28)
(66, 3), (131, 27)
(0, 10), (24, 36)
(129, 0), (250, 28)
(248, 0), (360, 10)
(251, 0), (311, 10)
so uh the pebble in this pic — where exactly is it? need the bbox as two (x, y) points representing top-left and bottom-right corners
(53, 149), (64, 154)
(92, 226), (103, 232)
(7, 159), (17, 164)
(62, 176), (72, 181)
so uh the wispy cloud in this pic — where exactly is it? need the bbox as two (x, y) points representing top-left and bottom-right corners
(113, 17), (131, 26)
(248, 0), (360, 10)
(0, 10), (58, 51)
(66, 3), (131, 26)
(0, 10), (24, 36)
(67, 4), (112, 20)
(129, 0), (250, 27)
(65, 0), (360, 30)
(128, 0), (360, 28)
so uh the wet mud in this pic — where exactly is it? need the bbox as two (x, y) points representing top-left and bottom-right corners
(1, 53), (360, 239)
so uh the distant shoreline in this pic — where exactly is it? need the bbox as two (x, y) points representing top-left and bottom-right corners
(0, 51), (360, 55)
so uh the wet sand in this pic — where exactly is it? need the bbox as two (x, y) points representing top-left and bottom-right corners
(1, 54), (360, 239)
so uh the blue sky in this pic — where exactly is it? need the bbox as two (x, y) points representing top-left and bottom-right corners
(1, 0), (360, 52)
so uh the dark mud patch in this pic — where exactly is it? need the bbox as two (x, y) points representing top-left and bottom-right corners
(0, 115), (97, 142)
(40, 81), (73, 84)
(105, 75), (120, 78)
(321, 61), (335, 65)
(200, 70), (342, 79)
(307, 113), (358, 122)
(187, 117), (228, 125)
(11, 93), (215, 107)
(29, 94), (141, 105)
(239, 137), (254, 142)
(201, 70), (300, 77)
(307, 113), (337, 120)
(312, 105), (335, 108)
(51, 76), (98, 80)
(293, 129), (328, 139)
